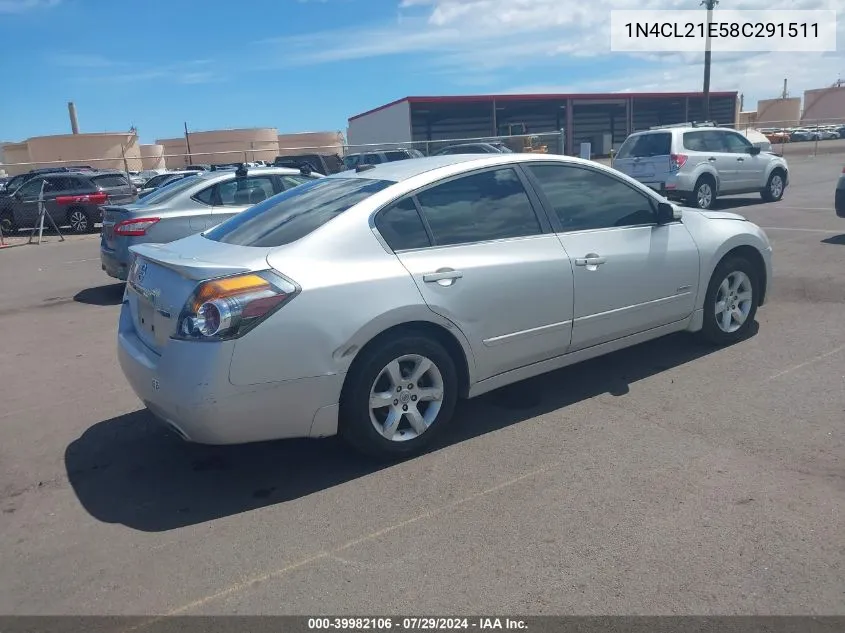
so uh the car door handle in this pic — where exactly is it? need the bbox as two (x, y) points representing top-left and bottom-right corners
(736, 157), (745, 162)
(707, 157), (717, 162)
(423, 269), (463, 283)
(574, 256), (607, 266)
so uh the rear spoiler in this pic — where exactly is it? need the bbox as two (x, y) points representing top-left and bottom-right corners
(129, 242), (253, 281)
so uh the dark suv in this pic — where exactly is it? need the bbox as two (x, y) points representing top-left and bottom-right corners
(273, 153), (345, 175)
(0, 170), (137, 234)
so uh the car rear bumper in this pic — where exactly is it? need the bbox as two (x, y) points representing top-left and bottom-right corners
(117, 303), (344, 444)
(101, 248), (128, 280)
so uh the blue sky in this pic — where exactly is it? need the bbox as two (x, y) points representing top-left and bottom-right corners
(1, 0), (842, 144)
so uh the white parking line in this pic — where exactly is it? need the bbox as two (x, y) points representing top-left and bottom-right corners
(760, 226), (843, 234)
(767, 343), (845, 380)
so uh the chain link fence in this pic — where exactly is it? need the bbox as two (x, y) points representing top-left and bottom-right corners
(2, 120), (843, 178)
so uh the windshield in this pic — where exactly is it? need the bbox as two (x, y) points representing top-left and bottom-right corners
(135, 173), (200, 205)
(616, 132), (672, 159)
(205, 177), (394, 247)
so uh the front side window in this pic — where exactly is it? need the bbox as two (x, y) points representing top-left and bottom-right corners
(720, 131), (754, 154)
(415, 168), (541, 247)
(280, 175), (315, 189)
(205, 177), (394, 247)
(375, 197), (431, 251)
(527, 164), (656, 232)
(17, 178), (48, 197)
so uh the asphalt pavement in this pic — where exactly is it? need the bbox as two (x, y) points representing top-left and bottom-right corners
(1, 154), (843, 616)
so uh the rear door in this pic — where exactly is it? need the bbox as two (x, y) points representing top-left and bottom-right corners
(390, 166), (575, 381)
(613, 132), (673, 192)
(10, 177), (48, 228)
(208, 175), (278, 227)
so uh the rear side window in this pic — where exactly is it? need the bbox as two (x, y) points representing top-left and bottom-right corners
(683, 131), (722, 152)
(92, 174), (130, 189)
(280, 175), (315, 189)
(415, 168), (541, 247)
(616, 132), (672, 158)
(205, 177), (394, 247)
(375, 197), (431, 251)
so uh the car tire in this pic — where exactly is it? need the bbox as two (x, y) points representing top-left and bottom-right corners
(688, 175), (717, 210)
(0, 209), (16, 235)
(339, 333), (458, 461)
(698, 255), (759, 347)
(761, 170), (786, 203)
(67, 207), (92, 234)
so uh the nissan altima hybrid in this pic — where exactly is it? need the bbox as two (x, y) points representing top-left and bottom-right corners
(118, 153), (773, 459)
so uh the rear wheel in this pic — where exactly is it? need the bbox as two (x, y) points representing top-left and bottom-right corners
(67, 207), (92, 234)
(688, 175), (716, 210)
(699, 255), (759, 346)
(761, 170), (785, 202)
(339, 333), (458, 460)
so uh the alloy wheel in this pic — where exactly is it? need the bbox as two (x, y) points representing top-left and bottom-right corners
(715, 271), (753, 333)
(368, 354), (444, 442)
(69, 210), (89, 233)
(697, 183), (713, 209)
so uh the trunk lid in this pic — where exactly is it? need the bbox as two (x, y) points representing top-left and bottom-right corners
(125, 235), (275, 354)
(614, 131), (674, 190)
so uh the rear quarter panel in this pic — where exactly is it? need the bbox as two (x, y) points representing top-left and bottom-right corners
(227, 194), (479, 388)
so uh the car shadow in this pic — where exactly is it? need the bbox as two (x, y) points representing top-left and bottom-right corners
(710, 197), (767, 211)
(74, 283), (125, 306)
(821, 234), (845, 246)
(65, 328), (756, 532)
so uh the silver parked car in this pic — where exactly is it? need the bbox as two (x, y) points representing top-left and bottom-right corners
(614, 123), (789, 210)
(101, 166), (320, 281)
(118, 153), (772, 460)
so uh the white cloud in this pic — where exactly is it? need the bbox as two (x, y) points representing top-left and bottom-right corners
(260, 0), (845, 107)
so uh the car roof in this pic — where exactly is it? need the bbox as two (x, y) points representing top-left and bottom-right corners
(326, 153), (601, 183)
(191, 166), (310, 182)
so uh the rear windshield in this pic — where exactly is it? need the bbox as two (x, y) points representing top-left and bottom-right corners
(204, 177), (394, 247)
(616, 132), (672, 158)
(92, 174), (130, 189)
(135, 173), (200, 205)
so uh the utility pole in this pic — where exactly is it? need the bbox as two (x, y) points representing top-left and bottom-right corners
(184, 121), (193, 167)
(701, 0), (719, 121)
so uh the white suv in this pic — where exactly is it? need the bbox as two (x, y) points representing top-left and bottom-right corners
(614, 123), (789, 210)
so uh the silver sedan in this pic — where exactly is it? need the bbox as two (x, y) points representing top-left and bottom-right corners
(118, 153), (773, 460)
(100, 166), (320, 281)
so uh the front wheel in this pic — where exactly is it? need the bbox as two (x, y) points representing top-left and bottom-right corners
(698, 255), (759, 346)
(761, 171), (785, 202)
(339, 334), (458, 460)
(0, 210), (15, 235)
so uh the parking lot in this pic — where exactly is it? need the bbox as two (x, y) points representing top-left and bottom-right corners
(1, 153), (843, 616)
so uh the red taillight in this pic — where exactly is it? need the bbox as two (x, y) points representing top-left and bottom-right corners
(113, 217), (160, 236)
(670, 153), (688, 170)
(55, 192), (109, 205)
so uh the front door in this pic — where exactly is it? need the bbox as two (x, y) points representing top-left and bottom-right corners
(719, 130), (766, 191)
(391, 167), (575, 381)
(523, 162), (700, 352)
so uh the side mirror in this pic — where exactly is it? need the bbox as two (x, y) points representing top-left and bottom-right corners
(749, 146), (761, 155)
(656, 201), (679, 224)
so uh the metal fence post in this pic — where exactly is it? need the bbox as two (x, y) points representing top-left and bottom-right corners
(559, 128), (565, 156)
